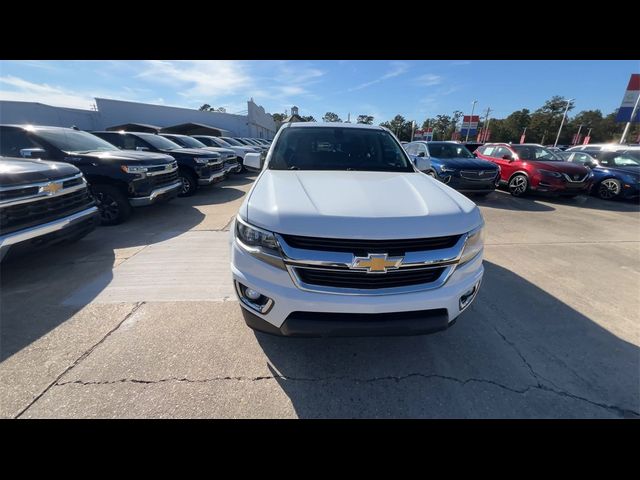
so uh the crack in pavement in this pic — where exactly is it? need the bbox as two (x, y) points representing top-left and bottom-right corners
(14, 301), (146, 419)
(54, 372), (638, 418)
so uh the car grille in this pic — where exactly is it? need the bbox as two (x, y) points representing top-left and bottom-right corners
(295, 266), (446, 290)
(210, 162), (225, 173)
(0, 187), (94, 235)
(224, 158), (239, 168)
(280, 234), (461, 256)
(562, 173), (589, 183)
(150, 169), (179, 187)
(460, 170), (498, 181)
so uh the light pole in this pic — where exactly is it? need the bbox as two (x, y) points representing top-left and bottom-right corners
(465, 100), (478, 142)
(574, 124), (583, 145)
(620, 91), (640, 144)
(554, 98), (574, 147)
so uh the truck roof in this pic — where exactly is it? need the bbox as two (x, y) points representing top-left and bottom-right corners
(284, 122), (385, 131)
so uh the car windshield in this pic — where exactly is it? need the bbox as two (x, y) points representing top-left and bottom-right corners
(234, 138), (251, 145)
(212, 138), (232, 147)
(35, 129), (118, 153)
(168, 135), (206, 149)
(512, 145), (561, 161)
(427, 142), (474, 159)
(269, 127), (414, 172)
(221, 137), (243, 146)
(136, 133), (182, 150)
(602, 151), (640, 166)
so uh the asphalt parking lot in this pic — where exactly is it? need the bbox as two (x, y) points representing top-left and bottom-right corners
(1, 173), (638, 418)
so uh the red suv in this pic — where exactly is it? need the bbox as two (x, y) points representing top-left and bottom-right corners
(475, 143), (593, 197)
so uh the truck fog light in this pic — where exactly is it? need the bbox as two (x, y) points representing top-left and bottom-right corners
(245, 287), (261, 300)
(235, 281), (274, 314)
(459, 281), (481, 311)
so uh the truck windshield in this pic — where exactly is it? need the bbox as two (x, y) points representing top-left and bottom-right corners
(269, 127), (415, 172)
(136, 133), (183, 150)
(427, 142), (474, 158)
(167, 135), (207, 149)
(221, 137), (243, 146)
(35, 129), (118, 153)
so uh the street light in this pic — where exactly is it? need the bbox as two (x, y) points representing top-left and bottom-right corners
(554, 98), (574, 147)
(465, 100), (478, 143)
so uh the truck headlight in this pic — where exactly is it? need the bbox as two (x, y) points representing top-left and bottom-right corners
(235, 216), (280, 254)
(194, 157), (211, 164)
(459, 226), (484, 265)
(120, 165), (148, 174)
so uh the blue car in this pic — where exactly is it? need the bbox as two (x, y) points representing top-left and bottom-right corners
(558, 149), (640, 200)
(404, 141), (500, 195)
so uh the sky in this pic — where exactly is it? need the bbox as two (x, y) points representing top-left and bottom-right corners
(0, 60), (638, 123)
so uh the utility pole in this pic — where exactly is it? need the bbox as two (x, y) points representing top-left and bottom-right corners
(574, 124), (583, 145)
(480, 107), (492, 142)
(465, 100), (478, 142)
(554, 98), (574, 147)
(620, 91), (640, 144)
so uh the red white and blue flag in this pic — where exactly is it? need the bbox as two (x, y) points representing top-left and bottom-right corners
(460, 115), (479, 137)
(615, 74), (640, 123)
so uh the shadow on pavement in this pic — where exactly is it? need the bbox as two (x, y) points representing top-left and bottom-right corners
(472, 189), (555, 212)
(0, 200), (206, 362)
(255, 261), (639, 418)
(540, 193), (640, 213)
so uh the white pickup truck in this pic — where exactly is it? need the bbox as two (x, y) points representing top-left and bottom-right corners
(230, 123), (484, 336)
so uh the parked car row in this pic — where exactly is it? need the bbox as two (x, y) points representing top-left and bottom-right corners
(0, 123), (269, 261)
(403, 140), (639, 201)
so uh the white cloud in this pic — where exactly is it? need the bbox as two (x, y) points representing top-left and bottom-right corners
(137, 60), (253, 100)
(0, 76), (96, 110)
(348, 61), (409, 91)
(414, 74), (442, 86)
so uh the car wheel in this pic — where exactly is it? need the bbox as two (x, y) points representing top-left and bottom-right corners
(508, 174), (528, 197)
(92, 184), (131, 226)
(178, 169), (198, 197)
(597, 178), (621, 200)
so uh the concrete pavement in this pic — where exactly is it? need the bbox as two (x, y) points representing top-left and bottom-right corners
(1, 174), (638, 418)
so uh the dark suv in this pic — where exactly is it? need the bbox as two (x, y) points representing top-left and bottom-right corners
(0, 156), (99, 261)
(92, 131), (223, 197)
(0, 125), (181, 225)
(159, 134), (241, 176)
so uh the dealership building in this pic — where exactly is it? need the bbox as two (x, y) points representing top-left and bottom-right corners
(0, 97), (278, 139)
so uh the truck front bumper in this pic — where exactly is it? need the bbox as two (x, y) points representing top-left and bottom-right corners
(129, 181), (182, 206)
(198, 170), (226, 185)
(230, 240), (484, 337)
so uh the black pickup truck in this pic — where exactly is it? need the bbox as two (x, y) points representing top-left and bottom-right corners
(0, 157), (99, 261)
(0, 125), (182, 225)
(92, 131), (224, 197)
(159, 133), (241, 176)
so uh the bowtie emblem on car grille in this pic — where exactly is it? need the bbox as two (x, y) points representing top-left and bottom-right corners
(41, 182), (63, 195)
(479, 171), (484, 175)
(574, 174), (580, 180)
(351, 253), (404, 273)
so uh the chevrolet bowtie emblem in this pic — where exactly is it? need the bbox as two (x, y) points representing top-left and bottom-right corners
(41, 182), (62, 195)
(351, 253), (404, 273)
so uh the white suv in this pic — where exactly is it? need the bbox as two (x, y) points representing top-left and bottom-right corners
(230, 123), (484, 337)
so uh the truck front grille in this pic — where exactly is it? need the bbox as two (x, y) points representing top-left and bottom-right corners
(150, 169), (179, 187)
(280, 234), (461, 256)
(294, 266), (446, 290)
(460, 170), (498, 181)
(1, 188), (94, 235)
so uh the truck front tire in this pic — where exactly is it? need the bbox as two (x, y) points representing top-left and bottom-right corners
(91, 184), (132, 226)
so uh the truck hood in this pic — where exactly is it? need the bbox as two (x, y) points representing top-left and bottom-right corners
(0, 157), (80, 186)
(243, 170), (483, 239)
(200, 147), (236, 157)
(70, 150), (175, 165)
(160, 148), (220, 158)
(433, 157), (498, 170)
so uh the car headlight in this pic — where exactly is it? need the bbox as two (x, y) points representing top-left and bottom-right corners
(538, 169), (562, 178)
(120, 165), (148, 174)
(459, 225), (484, 266)
(439, 165), (456, 173)
(235, 216), (280, 254)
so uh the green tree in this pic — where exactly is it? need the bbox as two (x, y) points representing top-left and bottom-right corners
(199, 104), (212, 111)
(323, 112), (342, 122)
(447, 110), (463, 139)
(527, 96), (574, 144)
(380, 114), (413, 141)
(271, 113), (286, 122)
(502, 109), (531, 142)
(432, 114), (452, 140)
(301, 115), (316, 122)
(357, 115), (374, 124)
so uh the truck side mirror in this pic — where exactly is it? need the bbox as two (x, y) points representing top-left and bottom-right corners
(20, 148), (47, 159)
(244, 152), (262, 171)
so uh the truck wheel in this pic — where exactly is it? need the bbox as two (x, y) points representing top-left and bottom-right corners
(508, 174), (528, 197)
(178, 169), (198, 197)
(91, 184), (131, 226)
(238, 157), (246, 173)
